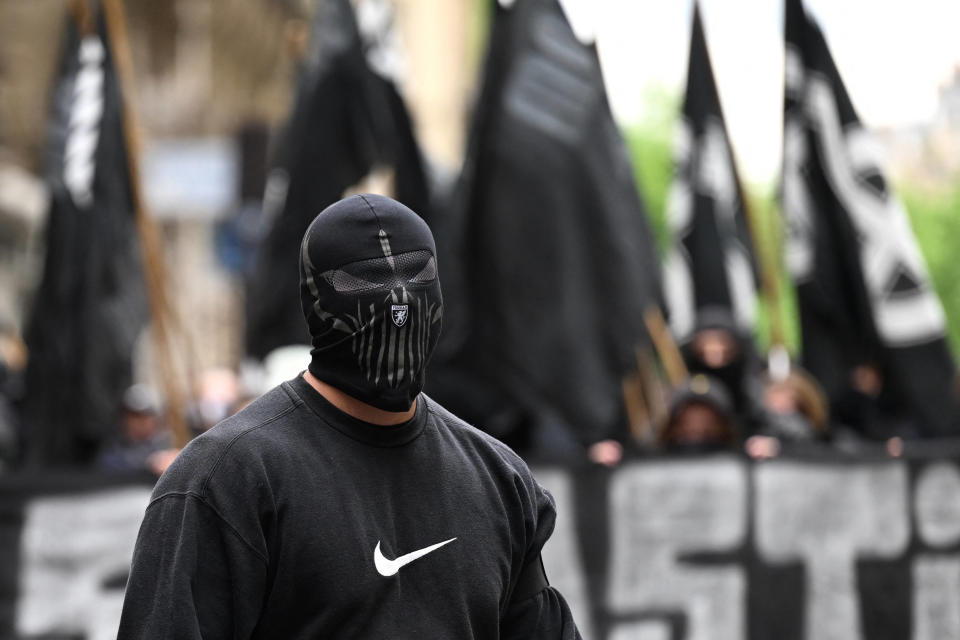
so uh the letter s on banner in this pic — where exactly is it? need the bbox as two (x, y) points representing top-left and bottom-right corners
(606, 459), (748, 640)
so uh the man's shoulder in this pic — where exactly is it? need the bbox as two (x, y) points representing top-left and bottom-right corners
(422, 395), (554, 526)
(152, 384), (303, 497)
(217, 383), (304, 437)
(422, 394), (531, 473)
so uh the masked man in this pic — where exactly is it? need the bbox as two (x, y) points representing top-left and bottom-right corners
(118, 194), (582, 639)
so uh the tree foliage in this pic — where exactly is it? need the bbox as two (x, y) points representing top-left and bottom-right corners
(900, 184), (960, 354)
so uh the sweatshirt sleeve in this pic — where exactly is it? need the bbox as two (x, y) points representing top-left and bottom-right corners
(500, 474), (583, 639)
(117, 493), (268, 640)
(501, 587), (583, 639)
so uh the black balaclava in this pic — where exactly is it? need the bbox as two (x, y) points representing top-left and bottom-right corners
(299, 194), (442, 411)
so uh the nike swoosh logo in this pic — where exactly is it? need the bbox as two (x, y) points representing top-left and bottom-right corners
(373, 537), (457, 577)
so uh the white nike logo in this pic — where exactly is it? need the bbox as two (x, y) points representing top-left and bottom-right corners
(373, 537), (457, 577)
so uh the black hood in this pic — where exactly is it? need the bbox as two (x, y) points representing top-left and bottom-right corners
(299, 194), (442, 411)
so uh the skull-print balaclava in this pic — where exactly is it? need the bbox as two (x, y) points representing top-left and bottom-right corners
(299, 194), (442, 411)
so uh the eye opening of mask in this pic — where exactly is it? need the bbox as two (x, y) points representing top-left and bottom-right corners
(322, 250), (437, 293)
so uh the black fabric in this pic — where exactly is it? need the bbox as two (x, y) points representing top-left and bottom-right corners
(117, 376), (581, 639)
(664, 3), (758, 340)
(300, 194), (442, 412)
(781, 0), (960, 436)
(245, 0), (431, 360)
(22, 12), (147, 466)
(430, 0), (662, 450)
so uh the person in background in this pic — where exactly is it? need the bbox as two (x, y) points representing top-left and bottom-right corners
(746, 366), (828, 459)
(660, 373), (738, 453)
(118, 195), (581, 639)
(832, 362), (916, 457)
(97, 384), (172, 473)
(187, 367), (244, 435)
(682, 306), (766, 437)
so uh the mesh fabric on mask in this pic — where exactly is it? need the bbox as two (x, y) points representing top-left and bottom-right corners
(322, 250), (436, 293)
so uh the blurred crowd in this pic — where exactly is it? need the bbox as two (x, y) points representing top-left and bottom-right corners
(481, 302), (945, 469)
(0, 322), (257, 475)
(0, 300), (944, 477)
(655, 305), (947, 463)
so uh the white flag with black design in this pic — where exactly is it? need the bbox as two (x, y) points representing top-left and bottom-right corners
(664, 2), (758, 342)
(782, 0), (960, 435)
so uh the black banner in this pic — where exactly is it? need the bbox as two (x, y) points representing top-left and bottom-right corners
(546, 451), (960, 640)
(4, 455), (960, 639)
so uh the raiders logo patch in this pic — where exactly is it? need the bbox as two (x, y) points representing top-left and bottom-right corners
(391, 304), (409, 327)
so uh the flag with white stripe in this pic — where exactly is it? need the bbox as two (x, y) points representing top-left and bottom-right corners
(23, 10), (148, 464)
(664, 2), (758, 342)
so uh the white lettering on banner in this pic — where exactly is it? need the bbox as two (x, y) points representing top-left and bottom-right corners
(606, 459), (747, 640)
(912, 556), (960, 640)
(534, 468), (595, 638)
(608, 621), (672, 640)
(755, 462), (909, 640)
(15, 487), (151, 640)
(11, 461), (960, 639)
(805, 75), (946, 347)
(914, 462), (960, 548)
(64, 36), (105, 209)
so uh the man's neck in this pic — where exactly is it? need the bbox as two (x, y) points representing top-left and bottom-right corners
(302, 371), (416, 425)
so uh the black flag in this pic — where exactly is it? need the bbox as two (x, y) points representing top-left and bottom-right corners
(245, 0), (430, 360)
(23, 11), (147, 465)
(437, 0), (663, 451)
(782, 0), (960, 436)
(664, 3), (758, 341)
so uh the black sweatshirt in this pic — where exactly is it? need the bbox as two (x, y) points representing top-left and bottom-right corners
(117, 375), (582, 639)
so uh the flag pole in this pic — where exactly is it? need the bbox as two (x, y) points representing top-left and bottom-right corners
(636, 345), (669, 442)
(68, 0), (94, 35)
(643, 306), (689, 387)
(100, 0), (192, 449)
(621, 368), (650, 444)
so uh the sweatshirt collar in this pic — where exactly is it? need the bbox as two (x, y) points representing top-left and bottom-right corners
(287, 374), (426, 447)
